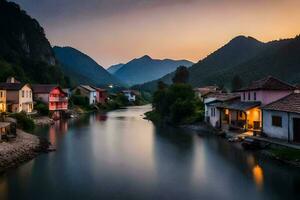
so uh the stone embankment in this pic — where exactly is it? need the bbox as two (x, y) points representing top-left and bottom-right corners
(0, 129), (50, 173)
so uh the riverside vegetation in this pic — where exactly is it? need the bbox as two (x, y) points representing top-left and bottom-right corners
(145, 66), (204, 125)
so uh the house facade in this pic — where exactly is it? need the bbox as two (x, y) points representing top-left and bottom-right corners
(0, 89), (7, 112)
(262, 93), (300, 142)
(123, 90), (137, 102)
(204, 93), (240, 128)
(206, 76), (295, 133)
(95, 88), (108, 104)
(72, 85), (97, 105)
(32, 85), (68, 111)
(0, 82), (33, 113)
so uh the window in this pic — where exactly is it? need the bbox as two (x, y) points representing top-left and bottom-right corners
(254, 92), (257, 101)
(272, 116), (282, 127)
(0, 91), (2, 98)
(243, 93), (245, 100)
(22, 90), (25, 97)
(248, 92), (251, 100)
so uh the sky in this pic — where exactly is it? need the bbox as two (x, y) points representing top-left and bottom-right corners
(11, 0), (300, 67)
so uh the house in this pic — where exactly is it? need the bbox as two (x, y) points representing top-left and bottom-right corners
(0, 89), (6, 113)
(0, 82), (33, 113)
(95, 88), (108, 104)
(0, 122), (11, 141)
(122, 90), (138, 102)
(262, 92), (300, 142)
(72, 85), (97, 105)
(208, 76), (295, 132)
(204, 93), (240, 128)
(32, 84), (68, 112)
(194, 86), (221, 101)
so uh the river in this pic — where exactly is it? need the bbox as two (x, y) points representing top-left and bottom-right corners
(0, 105), (300, 200)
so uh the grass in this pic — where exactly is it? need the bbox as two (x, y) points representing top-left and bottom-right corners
(269, 147), (300, 161)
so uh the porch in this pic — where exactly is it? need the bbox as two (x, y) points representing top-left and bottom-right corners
(218, 101), (262, 133)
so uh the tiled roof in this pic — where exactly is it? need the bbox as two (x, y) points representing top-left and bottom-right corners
(262, 93), (300, 114)
(217, 100), (261, 111)
(32, 84), (58, 93)
(79, 85), (96, 92)
(205, 93), (240, 102)
(0, 83), (27, 91)
(236, 76), (295, 92)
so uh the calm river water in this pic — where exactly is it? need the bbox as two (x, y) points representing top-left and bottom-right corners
(0, 105), (300, 200)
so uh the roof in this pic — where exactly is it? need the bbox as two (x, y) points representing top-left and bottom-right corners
(262, 92), (300, 114)
(205, 93), (240, 102)
(216, 101), (261, 111)
(79, 85), (96, 92)
(0, 83), (27, 91)
(32, 84), (59, 93)
(95, 88), (107, 92)
(236, 76), (295, 92)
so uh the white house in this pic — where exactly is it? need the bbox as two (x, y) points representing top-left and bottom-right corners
(204, 93), (239, 128)
(72, 85), (97, 105)
(262, 92), (300, 142)
(122, 90), (137, 102)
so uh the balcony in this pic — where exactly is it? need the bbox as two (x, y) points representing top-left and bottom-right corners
(49, 96), (68, 102)
(49, 105), (68, 111)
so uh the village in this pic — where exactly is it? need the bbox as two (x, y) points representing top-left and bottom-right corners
(0, 76), (141, 144)
(193, 76), (300, 160)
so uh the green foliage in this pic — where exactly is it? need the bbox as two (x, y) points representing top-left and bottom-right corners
(231, 75), (243, 91)
(35, 101), (49, 116)
(172, 66), (189, 84)
(10, 112), (35, 132)
(152, 82), (203, 125)
(70, 95), (89, 107)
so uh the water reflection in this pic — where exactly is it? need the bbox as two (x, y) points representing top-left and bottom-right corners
(253, 165), (264, 190)
(0, 105), (300, 200)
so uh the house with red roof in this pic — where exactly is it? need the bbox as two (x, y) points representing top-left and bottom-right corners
(262, 92), (300, 142)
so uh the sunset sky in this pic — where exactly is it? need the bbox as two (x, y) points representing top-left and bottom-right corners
(12, 0), (300, 67)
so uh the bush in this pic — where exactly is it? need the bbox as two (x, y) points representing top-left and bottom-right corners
(35, 101), (49, 116)
(10, 112), (35, 132)
(71, 95), (89, 106)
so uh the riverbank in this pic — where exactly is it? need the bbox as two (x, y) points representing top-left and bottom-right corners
(0, 129), (50, 174)
(182, 123), (300, 168)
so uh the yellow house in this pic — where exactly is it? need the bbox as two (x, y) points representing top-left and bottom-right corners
(0, 89), (7, 112)
(0, 83), (33, 113)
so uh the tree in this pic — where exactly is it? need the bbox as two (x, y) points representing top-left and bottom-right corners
(172, 66), (189, 84)
(231, 75), (243, 91)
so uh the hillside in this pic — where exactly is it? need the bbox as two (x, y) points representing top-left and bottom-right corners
(139, 35), (299, 91)
(107, 63), (124, 74)
(53, 46), (123, 87)
(113, 55), (193, 85)
(0, 0), (68, 86)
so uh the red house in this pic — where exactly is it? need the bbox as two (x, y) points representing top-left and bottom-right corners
(95, 88), (108, 104)
(32, 85), (68, 118)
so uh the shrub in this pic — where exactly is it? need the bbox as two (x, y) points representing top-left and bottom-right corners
(10, 112), (35, 132)
(35, 101), (49, 116)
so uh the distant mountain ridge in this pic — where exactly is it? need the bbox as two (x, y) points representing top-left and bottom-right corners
(107, 63), (124, 74)
(139, 35), (300, 91)
(53, 46), (123, 87)
(112, 55), (194, 85)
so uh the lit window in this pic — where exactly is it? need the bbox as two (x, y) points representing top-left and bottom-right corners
(272, 116), (282, 127)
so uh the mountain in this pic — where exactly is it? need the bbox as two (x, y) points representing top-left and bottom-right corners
(53, 46), (123, 87)
(139, 35), (300, 91)
(113, 55), (194, 85)
(107, 63), (124, 74)
(0, 0), (68, 85)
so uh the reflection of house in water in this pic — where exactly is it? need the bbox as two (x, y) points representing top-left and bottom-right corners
(48, 120), (69, 145)
(96, 114), (107, 122)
